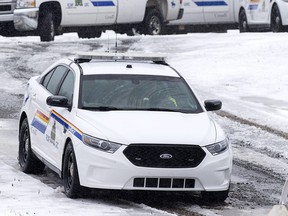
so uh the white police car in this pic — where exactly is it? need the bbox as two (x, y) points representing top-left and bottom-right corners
(18, 53), (232, 201)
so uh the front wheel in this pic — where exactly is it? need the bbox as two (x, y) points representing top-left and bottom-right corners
(63, 142), (81, 198)
(201, 187), (230, 203)
(271, 5), (284, 32)
(39, 11), (55, 42)
(143, 8), (164, 35)
(239, 10), (249, 33)
(18, 118), (45, 174)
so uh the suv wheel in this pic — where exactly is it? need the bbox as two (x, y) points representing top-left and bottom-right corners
(39, 11), (55, 42)
(19, 118), (45, 174)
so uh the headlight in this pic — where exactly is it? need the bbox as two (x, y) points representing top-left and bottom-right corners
(17, 0), (36, 8)
(82, 134), (121, 154)
(205, 138), (229, 156)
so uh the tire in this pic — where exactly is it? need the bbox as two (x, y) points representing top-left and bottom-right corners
(18, 118), (45, 174)
(143, 8), (164, 35)
(239, 10), (249, 33)
(63, 142), (81, 198)
(271, 5), (284, 32)
(201, 187), (229, 203)
(39, 11), (55, 42)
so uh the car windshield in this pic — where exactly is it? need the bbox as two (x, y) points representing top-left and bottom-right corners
(79, 75), (203, 113)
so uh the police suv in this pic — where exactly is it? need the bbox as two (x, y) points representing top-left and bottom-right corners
(13, 0), (183, 41)
(238, 0), (288, 32)
(18, 52), (232, 201)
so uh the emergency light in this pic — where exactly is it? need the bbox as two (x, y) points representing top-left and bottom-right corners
(75, 52), (167, 63)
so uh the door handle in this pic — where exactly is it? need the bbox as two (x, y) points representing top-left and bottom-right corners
(32, 93), (37, 99)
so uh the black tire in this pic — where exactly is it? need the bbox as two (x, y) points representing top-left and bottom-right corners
(39, 11), (55, 42)
(63, 142), (81, 198)
(18, 118), (45, 174)
(143, 8), (164, 35)
(201, 187), (229, 203)
(271, 5), (284, 32)
(239, 10), (249, 33)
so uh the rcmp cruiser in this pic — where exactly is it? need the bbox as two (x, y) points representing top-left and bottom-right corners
(18, 52), (232, 201)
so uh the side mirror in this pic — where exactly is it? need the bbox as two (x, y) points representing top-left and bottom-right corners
(46, 96), (71, 110)
(204, 99), (222, 111)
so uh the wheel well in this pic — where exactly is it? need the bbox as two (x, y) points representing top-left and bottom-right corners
(39, 2), (62, 28)
(19, 112), (27, 132)
(146, 0), (166, 18)
(61, 137), (72, 178)
(238, 7), (245, 22)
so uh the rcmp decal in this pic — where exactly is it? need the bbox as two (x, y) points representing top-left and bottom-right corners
(45, 120), (59, 149)
(51, 110), (83, 141)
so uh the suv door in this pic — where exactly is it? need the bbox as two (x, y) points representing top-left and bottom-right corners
(31, 65), (68, 167)
(96, 0), (117, 24)
(202, 0), (233, 23)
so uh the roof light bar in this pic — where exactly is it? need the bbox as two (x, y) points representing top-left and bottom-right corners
(75, 52), (167, 62)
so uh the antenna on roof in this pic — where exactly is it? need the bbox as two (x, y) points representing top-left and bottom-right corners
(107, 34), (110, 53)
(115, 26), (118, 53)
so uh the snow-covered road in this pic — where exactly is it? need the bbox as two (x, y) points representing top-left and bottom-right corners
(1, 31), (288, 215)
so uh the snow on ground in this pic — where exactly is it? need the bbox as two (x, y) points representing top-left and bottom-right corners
(127, 31), (288, 134)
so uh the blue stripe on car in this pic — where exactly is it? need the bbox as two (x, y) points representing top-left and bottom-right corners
(193, 1), (228, 6)
(51, 112), (83, 141)
(91, 1), (115, 6)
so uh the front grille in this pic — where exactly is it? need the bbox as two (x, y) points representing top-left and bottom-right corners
(133, 178), (195, 189)
(123, 144), (206, 168)
(0, 5), (11, 12)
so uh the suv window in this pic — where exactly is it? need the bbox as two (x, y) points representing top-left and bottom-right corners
(42, 69), (55, 88)
(46, 66), (68, 95)
(58, 70), (75, 102)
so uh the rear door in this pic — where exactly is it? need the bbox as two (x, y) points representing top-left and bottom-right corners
(31, 65), (69, 167)
(202, 0), (233, 23)
(183, 0), (205, 23)
(95, 0), (117, 24)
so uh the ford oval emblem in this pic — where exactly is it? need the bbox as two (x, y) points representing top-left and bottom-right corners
(160, 154), (173, 159)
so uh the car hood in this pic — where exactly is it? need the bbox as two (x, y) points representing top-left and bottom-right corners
(76, 110), (217, 146)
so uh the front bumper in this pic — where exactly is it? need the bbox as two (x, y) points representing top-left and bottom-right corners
(0, 14), (13, 22)
(74, 143), (232, 192)
(13, 8), (39, 31)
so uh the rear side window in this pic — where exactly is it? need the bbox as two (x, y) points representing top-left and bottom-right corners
(58, 70), (75, 102)
(45, 66), (68, 95)
(42, 69), (54, 88)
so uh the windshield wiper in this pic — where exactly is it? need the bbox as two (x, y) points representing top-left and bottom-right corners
(82, 106), (123, 111)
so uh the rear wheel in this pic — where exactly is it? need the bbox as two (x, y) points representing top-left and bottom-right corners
(63, 142), (81, 198)
(201, 187), (229, 203)
(39, 11), (55, 42)
(18, 118), (45, 174)
(271, 5), (284, 32)
(239, 10), (249, 33)
(143, 8), (164, 35)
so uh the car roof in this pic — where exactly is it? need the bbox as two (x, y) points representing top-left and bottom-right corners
(79, 61), (181, 77)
